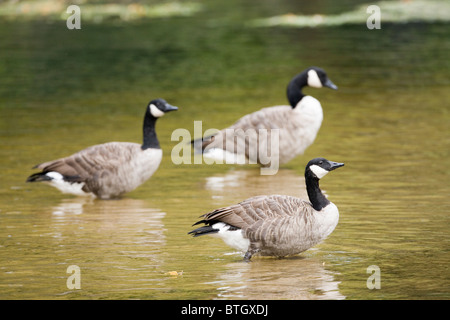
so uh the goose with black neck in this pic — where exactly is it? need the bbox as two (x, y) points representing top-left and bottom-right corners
(189, 157), (344, 261)
(193, 67), (337, 167)
(27, 98), (178, 199)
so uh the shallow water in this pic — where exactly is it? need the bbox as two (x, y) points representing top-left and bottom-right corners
(0, 1), (449, 300)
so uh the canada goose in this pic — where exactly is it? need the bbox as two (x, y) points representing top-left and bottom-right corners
(188, 157), (344, 261)
(193, 67), (337, 166)
(26, 98), (178, 199)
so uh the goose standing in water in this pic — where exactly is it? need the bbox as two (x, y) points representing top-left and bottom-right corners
(189, 157), (344, 261)
(26, 98), (178, 199)
(193, 67), (337, 167)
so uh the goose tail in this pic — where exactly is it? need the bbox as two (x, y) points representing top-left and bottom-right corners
(26, 172), (51, 183)
(188, 225), (219, 237)
(190, 135), (216, 154)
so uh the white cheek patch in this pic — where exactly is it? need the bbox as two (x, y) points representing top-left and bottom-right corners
(149, 104), (165, 118)
(307, 69), (323, 88)
(309, 164), (329, 179)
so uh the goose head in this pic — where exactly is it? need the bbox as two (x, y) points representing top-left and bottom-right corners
(148, 98), (178, 118)
(306, 157), (344, 180)
(287, 67), (337, 108)
(306, 67), (338, 90)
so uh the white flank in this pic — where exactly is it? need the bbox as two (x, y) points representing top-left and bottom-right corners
(309, 164), (329, 179)
(295, 96), (323, 118)
(211, 222), (250, 252)
(316, 203), (340, 240)
(294, 96), (323, 139)
(45, 172), (90, 196)
(307, 69), (323, 88)
(149, 104), (165, 118)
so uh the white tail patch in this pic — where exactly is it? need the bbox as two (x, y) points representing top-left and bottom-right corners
(45, 172), (90, 196)
(307, 69), (323, 88)
(212, 222), (250, 252)
(309, 164), (329, 179)
(203, 148), (248, 165)
(149, 104), (165, 118)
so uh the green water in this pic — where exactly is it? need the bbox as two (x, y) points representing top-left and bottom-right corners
(0, 1), (449, 300)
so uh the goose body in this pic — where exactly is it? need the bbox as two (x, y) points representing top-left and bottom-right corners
(189, 157), (344, 261)
(26, 99), (177, 199)
(194, 67), (337, 166)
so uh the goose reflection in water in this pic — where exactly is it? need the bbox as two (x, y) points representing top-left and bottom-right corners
(207, 256), (345, 300)
(49, 198), (167, 276)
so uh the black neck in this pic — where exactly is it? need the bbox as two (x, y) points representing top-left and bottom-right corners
(305, 170), (330, 211)
(141, 110), (160, 150)
(287, 71), (308, 108)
